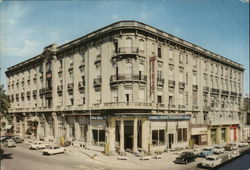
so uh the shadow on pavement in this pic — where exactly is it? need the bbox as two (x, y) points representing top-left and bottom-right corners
(0, 148), (13, 160)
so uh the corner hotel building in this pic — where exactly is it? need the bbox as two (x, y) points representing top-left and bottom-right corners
(6, 21), (244, 153)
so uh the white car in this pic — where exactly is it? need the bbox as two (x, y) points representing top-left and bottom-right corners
(29, 141), (48, 150)
(213, 145), (225, 154)
(4, 139), (16, 147)
(43, 146), (66, 155)
(202, 155), (222, 168)
(236, 142), (248, 147)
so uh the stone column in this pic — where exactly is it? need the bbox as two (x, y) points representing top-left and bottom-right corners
(75, 118), (80, 141)
(36, 120), (41, 140)
(19, 118), (24, 138)
(225, 126), (230, 142)
(109, 117), (116, 153)
(86, 116), (92, 147)
(44, 115), (49, 140)
(216, 127), (221, 144)
(52, 112), (58, 142)
(13, 115), (17, 135)
(65, 122), (70, 140)
(133, 117), (138, 153)
(119, 118), (125, 153)
(141, 117), (150, 153)
(23, 116), (28, 136)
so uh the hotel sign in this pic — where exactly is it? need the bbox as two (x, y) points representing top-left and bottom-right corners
(148, 115), (191, 120)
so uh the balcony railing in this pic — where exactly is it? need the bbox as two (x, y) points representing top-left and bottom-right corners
(157, 78), (164, 85)
(104, 102), (152, 108)
(203, 87), (209, 92)
(93, 77), (102, 86)
(179, 82), (185, 89)
(168, 80), (175, 87)
(168, 104), (175, 109)
(222, 90), (229, 95)
(32, 90), (37, 96)
(44, 87), (52, 93)
(156, 103), (165, 107)
(110, 74), (146, 83)
(192, 105), (198, 109)
(211, 88), (220, 94)
(39, 88), (45, 95)
(178, 105), (185, 109)
(230, 91), (237, 96)
(116, 47), (139, 54)
(192, 85), (198, 91)
(26, 91), (31, 97)
(21, 92), (25, 98)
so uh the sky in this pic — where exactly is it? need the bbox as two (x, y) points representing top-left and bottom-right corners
(0, 0), (249, 95)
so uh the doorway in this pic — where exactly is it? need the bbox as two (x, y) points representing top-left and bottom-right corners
(168, 134), (174, 149)
(124, 121), (133, 151)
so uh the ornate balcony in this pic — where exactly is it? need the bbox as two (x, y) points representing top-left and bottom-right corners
(192, 105), (198, 109)
(211, 88), (220, 94)
(192, 85), (198, 91)
(103, 102), (152, 110)
(32, 90), (37, 97)
(179, 82), (185, 89)
(203, 106), (211, 111)
(21, 92), (25, 98)
(178, 105), (185, 109)
(26, 91), (31, 97)
(203, 87), (209, 92)
(168, 104), (176, 109)
(117, 47), (139, 54)
(168, 80), (175, 87)
(110, 74), (146, 85)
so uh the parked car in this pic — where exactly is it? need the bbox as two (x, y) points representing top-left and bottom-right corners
(43, 146), (66, 155)
(4, 139), (16, 147)
(29, 141), (48, 150)
(236, 141), (248, 147)
(213, 145), (225, 154)
(202, 155), (222, 168)
(12, 136), (24, 143)
(0, 136), (13, 143)
(174, 152), (197, 164)
(199, 148), (214, 157)
(224, 143), (238, 151)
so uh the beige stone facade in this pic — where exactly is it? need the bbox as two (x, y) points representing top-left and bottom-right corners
(5, 21), (244, 153)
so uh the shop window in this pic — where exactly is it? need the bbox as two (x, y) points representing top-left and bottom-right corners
(92, 129), (105, 146)
(177, 128), (187, 142)
(152, 129), (165, 146)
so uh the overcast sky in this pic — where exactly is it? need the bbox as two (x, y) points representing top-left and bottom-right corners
(0, 0), (249, 95)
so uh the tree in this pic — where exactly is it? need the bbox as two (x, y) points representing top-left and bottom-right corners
(0, 84), (10, 117)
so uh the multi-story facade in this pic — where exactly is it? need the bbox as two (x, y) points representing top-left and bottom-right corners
(6, 21), (244, 154)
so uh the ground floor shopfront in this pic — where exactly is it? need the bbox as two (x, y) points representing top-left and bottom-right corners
(208, 125), (240, 145)
(12, 112), (191, 154)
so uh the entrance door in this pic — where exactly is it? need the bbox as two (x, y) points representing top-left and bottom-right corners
(168, 134), (174, 149)
(124, 121), (133, 151)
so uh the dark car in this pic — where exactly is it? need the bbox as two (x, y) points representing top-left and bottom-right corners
(0, 136), (13, 143)
(174, 152), (197, 164)
(12, 136), (24, 143)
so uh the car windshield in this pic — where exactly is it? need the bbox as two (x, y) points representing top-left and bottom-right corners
(203, 149), (210, 151)
(215, 146), (221, 149)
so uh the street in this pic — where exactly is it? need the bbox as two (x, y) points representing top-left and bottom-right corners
(0, 144), (111, 170)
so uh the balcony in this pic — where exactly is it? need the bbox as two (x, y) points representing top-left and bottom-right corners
(104, 102), (152, 110)
(179, 82), (185, 89)
(211, 88), (220, 94)
(95, 54), (101, 63)
(203, 87), (209, 93)
(21, 92), (25, 98)
(238, 93), (242, 97)
(168, 80), (175, 87)
(110, 74), (146, 85)
(44, 87), (52, 93)
(156, 103), (165, 108)
(26, 91), (31, 97)
(57, 85), (63, 91)
(67, 83), (74, 90)
(78, 81), (85, 89)
(68, 63), (73, 70)
(221, 90), (229, 96)
(79, 60), (85, 67)
(117, 47), (139, 54)
(230, 91), (237, 96)
(93, 77), (102, 87)
(192, 85), (198, 91)
(157, 78), (164, 85)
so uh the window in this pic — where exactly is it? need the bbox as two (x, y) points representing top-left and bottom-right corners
(158, 47), (162, 58)
(169, 96), (174, 105)
(193, 71), (197, 85)
(169, 65), (174, 80)
(114, 41), (118, 53)
(92, 129), (105, 146)
(169, 49), (173, 59)
(139, 64), (144, 80)
(185, 73), (188, 85)
(186, 94), (188, 105)
(112, 88), (118, 102)
(96, 91), (101, 103)
(139, 40), (144, 53)
(193, 92), (197, 105)
(177, 128), (187, 142)
(139, 88), (145, 102)
(179, 68), (184, 82)
(125, 88), (132, 102)
(179, 53), (183, 63)
(157, 95), (162, 103)
(157, 69), (162, 81)
(125, 63), (133, 78)
(96, 64), (101, 78)
(152, 129), (165, 146)
(185, 54), (188, 64)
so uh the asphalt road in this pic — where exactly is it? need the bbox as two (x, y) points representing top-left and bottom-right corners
(0, 144), (110, 170)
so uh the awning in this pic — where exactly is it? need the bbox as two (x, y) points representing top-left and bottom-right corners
(5, 125), (13, 129)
